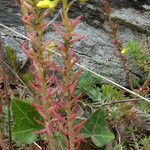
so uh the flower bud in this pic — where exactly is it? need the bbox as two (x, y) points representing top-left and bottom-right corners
(36, 0), (50, 8)
(121, 48), (126, 54)
(36, 0), (59, 10)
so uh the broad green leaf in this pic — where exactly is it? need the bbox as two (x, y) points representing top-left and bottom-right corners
(81, 108), (114, 147)
(11, 98), (43, 144)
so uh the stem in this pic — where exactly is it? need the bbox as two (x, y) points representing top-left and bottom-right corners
(101, 0), (134, 90)
(66, 104), (75, 150)
(142, 70), (150, 89)
(40, 73), (56, 150)
(63, 58), (75, 150)
(60, 3), (76, 149)
(34, 14), (56, 150)
(93, 99), (142, 107)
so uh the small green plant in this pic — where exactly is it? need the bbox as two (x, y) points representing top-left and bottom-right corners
(123, 40), (150, 93)
(140, 137), (150, 150)
(22, 72), (33, 84)
(4, 46), (22, 72)
(76, 71), (102, 101)
(101, 84), (124, 101)
(124, 40), (150, 70)
(112, 143), (127, 150)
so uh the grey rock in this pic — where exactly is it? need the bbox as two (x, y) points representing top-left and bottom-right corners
(110, 8), (150, 34)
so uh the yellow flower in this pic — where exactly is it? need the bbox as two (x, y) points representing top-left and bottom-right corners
(36, 0), (50, 8)
(121, 48), (126, 54)
(36, 0), (59, 9)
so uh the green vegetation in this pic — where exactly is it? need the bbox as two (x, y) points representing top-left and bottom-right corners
(0, 0), (149, 149)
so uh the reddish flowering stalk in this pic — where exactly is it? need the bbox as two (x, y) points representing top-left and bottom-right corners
(19, 0), (86, 149)
(51, 5), (86, 149)
(100, 0), (134, 90)
(19, 1), (59, 149)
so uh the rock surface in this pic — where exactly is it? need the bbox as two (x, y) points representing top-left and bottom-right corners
(0, 0), (150, 86)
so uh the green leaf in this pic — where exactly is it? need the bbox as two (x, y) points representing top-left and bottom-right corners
(76, 70), (101, 95)
(101, 84), (124, 101)
(22, 73), (33, 84)
(124, 40), (150, 70)
(81, 108), (114, 147)
(5, 46), (22, 72)
(11, 98), (43, 144)
(54, 132), (66, 150)
(85, 87), (102, 102)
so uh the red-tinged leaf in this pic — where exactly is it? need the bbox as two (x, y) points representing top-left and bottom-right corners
(50, 118), (60, 124)
(73, 137), (82, 144)
(23, 1), (33, 12)
(70, 33), (80, 37)
(75, 137), (82, 150)
(71, 69), (82, 82)
(42, 40), (52, 49)
(32, 103), (45, 117)
(59, 128), (69, 137)
(60, 50), (67, 60)
(31, 96), (41, 101)
(29, 64), (36, 75)
(66, 49), (75, 64)
(68, 113), (76, 122)
(44, 87), (58, 100)
(0, 76), (3, 81)
(69, 36), (84, 44)
(48, 61), (57, 68)
(45, 122), (51, 134)
(46, 71), (55, 85)
(74, 120), (86, 131)
(30, 83), (41, 93)
(71, 16), (82, 29)
(56, 42), (66, 51)
(52, 23), (66, 38)
(37, 22), (48, 32)
(27, 33), (36, 44)
(51, 110), (64, 121)
(67, 57), (79, 70)
(21, 44), (33, 58)
(34, 74), (42, 85)
(50, 87), (59, 95)
(33, 60), (43, 72)
(69, 81), (77, 95)
(55, 79), (65, 93)
(21, 14), (35, 25)
(49, 62), (64, 76)
(21, 15), (30, 25)
(70, 94), (82, 105)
